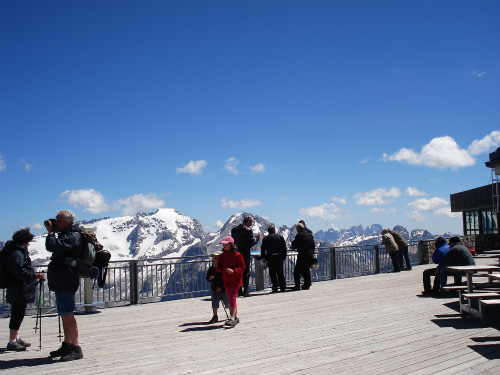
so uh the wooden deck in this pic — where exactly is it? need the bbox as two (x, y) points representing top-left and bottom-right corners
(2, 260), (500, 374)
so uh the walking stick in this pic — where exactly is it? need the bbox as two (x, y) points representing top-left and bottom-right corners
(217, 291), (230, 320)
(34, 279), (44, 349)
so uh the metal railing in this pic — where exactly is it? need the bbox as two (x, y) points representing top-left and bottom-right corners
(1, 243), (421, 317)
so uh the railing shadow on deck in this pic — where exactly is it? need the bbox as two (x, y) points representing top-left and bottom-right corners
(1, 243), (422, 318)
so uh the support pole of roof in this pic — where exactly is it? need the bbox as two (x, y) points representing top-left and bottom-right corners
(329, 247), (336, 280)
(374, 245), (380, 274)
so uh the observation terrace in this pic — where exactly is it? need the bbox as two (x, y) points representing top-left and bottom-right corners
(1, 252), (500, 374)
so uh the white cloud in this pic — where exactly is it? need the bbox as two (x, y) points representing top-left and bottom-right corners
(214, 220), (224, 228)
(176, 160), (207, 175)
(468, 131), (500, 156)
(117, 194), (165, 216)
(407, 197), (448, 211)
(31, 222), (44, 230)
(434, 207), (462, 219)
(250, 163), (265, 173)
(0, 154), (5, 171)
(370, 207), (396, 214)
(220, 197), (261, 209)
(405, 197), (450, 222)
(278, 196), (290, 202)
(332, 196), (348, 205)
(383, 136), (475, 170)
(20, 159), (33, 171)
(61, 189), (165, 216)
(405, 187), (426, 197)
(472, 70), (485, 78)
(224, 157), (240, 174)
(61, 189), (110, 214)
(354, 188), (402, 206)
(299, 203), (341, 221)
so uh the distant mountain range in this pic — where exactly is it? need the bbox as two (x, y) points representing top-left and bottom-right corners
(6, 208), (455, 264)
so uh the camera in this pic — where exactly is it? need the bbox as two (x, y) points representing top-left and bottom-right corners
(44, 218), (57, 228)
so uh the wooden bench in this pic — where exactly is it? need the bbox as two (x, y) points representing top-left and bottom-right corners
(479, 299), (500, 325)
(459, 292), (500, 317)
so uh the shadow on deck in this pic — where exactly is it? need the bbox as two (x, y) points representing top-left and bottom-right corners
(1, 262), (500, 374)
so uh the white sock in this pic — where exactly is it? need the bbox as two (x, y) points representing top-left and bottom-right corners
(9, 339), (16, 344)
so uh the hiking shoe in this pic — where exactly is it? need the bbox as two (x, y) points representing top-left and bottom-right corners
(50, 342), (72, 357)
(7, 341), (26, 351)
(208, 314), (218, 324)
(301, 285), (311, 290)
(60, 345), (83, 362)
(234, 317), (240, 324)
(224, 319), (236, 328)
(291, 286), (301, 291)
(17, 338), (31, 347)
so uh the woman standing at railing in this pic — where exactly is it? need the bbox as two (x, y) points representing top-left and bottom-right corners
(1, 228), (45, 351)
(215, 236), (246, 328)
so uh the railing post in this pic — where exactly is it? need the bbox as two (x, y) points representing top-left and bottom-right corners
(129, 260), (138, 305)
(254, 257), (265, 291)
(374, 245), (380, 274)
(330, 247), (337, 280)
(83, 278), (94, 314)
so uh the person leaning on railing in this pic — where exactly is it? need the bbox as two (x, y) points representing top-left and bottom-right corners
(381, 230), (400, 273)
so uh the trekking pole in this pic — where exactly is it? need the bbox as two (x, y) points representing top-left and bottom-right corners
(34, 279), (44, 349)
(217, 291), (230, 320)
(57, 314), (63, 342)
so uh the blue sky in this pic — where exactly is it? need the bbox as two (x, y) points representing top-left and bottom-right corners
(1, 0), (499, 242)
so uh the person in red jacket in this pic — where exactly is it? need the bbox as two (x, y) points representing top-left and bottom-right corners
(215, 236), (246, 328)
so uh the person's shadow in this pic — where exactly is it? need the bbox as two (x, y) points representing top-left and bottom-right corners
(0, 354), (54, 370)
(178, 321), (226, 332)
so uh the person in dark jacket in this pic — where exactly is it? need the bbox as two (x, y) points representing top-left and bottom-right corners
(291, 223), (315, 290)
(260, 225), (288, 293)
(2, 228), (44, 351)
(440, 236), (476, 292)
(205, 252), (230, 323)
(231, 216), (260, 297)
(45, 209), (83, 361)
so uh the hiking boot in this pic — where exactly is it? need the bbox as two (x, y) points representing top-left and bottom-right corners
(7, 341), (26, 351)
(208, 314), (218, 324)
(50, 342), (72, 357)
(17, 338), (31, 347)
(60, 345), (83, 362)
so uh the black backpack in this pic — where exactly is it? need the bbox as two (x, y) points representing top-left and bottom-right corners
(0, 247), (12, 289)
(64, 230), (111, 289)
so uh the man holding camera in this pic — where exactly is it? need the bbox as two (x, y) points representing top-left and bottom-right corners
(44, 209), (83, 362)
(231, 216), (260, 297)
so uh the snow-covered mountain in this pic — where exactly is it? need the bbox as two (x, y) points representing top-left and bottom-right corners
(26, 208), (448, 264)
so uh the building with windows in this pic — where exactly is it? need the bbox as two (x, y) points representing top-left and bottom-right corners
(449, 147), (500, 251)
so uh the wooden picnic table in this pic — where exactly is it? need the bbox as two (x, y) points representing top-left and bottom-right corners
(448, 265), (500, 321)
(482, 249), (500, 254)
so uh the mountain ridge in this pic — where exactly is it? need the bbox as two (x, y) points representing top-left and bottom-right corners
(19, 208), (454, 264)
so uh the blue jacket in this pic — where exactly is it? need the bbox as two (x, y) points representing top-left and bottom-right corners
(432, 242), (450, 269)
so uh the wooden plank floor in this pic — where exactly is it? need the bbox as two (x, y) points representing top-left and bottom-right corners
(2, 260), (500, 374)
